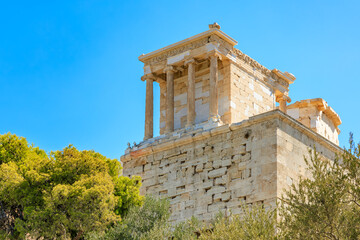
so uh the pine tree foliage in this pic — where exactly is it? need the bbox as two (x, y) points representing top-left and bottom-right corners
(0, 133), (143, 239)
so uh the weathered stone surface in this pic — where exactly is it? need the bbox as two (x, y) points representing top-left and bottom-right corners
(208, 167), (227, 179)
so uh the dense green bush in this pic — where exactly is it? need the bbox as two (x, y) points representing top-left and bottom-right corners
(198, 206), (276, 240)
(87, 196), (276, 240)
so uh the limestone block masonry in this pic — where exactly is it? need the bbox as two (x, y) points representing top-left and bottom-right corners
(122, 111), (341, 223)
(122, 24), (343, 223)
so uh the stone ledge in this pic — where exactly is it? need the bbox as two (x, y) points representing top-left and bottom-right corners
(121, 110), (342, 163)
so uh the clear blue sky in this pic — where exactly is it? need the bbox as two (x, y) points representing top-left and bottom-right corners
(1, 0), (359, 160)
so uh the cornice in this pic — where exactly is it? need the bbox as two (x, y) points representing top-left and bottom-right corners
(232, 48), (295, 90)
(232, 48), (272, 76)
(138, 28), (237, 64)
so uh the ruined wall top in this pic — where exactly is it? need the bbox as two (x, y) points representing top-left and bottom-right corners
(287, 98), (341, 144)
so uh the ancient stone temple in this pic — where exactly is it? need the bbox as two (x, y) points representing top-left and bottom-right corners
(121, 23), (342, 223)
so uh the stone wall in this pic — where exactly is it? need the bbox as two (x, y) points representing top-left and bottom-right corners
(122, 110), (341, 224)
(229, 62), (275, 123)
(276, 118), (339, 195)
(319, 114), (339, 144)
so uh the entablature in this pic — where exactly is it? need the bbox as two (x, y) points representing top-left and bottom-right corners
(140, 24), (296, 95)
(139, 24), (237, 65)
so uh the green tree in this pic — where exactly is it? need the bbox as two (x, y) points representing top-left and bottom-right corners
(0, 133), (51, 238)
(113, 175), (142, 217)
(278, 137), (360, 239)
(89, 196), (200, 240)
(0, 133), (143, 239)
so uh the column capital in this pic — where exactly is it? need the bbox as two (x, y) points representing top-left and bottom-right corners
(141, 73), (156, 82)
(184, 58), (197, 66)
(276, 94), (291, 103)
(207, 50), (222, 61)
(164, 65), (175, 73)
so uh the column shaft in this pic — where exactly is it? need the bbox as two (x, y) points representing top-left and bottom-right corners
(144, 78), (153, 140)
(165, 67), (174, 133)
(209, 55), (219, 119)
(279, 99), (287, 113)
(186, 61), (196, 126)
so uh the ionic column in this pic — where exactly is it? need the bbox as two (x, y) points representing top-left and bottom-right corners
(209, 51), (221, 120)
(276, 95), (291, 113)
(185, 59), (196, 127)
(143, 74), (154, 140)
(164, 65), (175, 133)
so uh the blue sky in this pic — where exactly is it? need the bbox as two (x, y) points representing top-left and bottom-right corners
(0, 0), (359, 159)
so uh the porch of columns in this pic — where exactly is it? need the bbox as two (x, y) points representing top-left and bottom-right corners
(208, 51), (222, 121)
(276, 94), (291, 113)
(164, 65), (175, 133)
(143, 74), (155, 140)
(162, 52), (221, 133)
